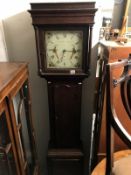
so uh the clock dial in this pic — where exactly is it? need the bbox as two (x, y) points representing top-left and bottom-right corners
(45, 31), (83, 69)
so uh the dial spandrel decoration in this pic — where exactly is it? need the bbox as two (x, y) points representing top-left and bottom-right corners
(45, 31), (83, 69)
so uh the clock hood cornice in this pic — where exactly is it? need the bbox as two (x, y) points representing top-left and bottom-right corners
(28, 2), (97, 25)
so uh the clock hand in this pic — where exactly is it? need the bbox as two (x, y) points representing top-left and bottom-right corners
(65, 50), (74, 52)
(60, 49), (67, 61)
(54, 48), (60, 60)
(66, 49), (80, 52)
(60, 49), (73, 61)
(60, 49), (75, 61)
(50, 46), (59, 60)
(70, 48), (76, 59)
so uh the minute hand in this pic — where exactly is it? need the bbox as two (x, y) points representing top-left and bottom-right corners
(70, 48), (77, 59)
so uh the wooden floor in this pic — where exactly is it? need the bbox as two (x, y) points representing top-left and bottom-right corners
(91, 149), (131, 175)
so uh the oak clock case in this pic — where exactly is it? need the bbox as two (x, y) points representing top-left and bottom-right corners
(29, 2), (97, 175)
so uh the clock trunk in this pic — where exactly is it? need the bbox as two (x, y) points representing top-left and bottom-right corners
(48, 81), (82, 148)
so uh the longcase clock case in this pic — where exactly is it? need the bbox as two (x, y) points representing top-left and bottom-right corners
(29, 2), (97, 175)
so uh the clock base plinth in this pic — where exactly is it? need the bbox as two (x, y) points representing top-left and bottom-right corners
(47, 148), (84, 175)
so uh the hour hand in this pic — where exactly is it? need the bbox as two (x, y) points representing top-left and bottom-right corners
(53, 47), (59, 60)
(60, 49), (66, 61)
(49, 46), (56, 52)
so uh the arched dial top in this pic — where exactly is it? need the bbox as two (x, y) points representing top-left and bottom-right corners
(45, 31), (83, 69)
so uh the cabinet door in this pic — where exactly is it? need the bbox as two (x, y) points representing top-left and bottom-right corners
(48, 82), (82, 148)
(8, 81), (37, 175)
(0, 101), (20, 175)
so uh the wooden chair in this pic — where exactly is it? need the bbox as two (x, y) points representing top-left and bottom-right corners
(92, 56), (131, 175)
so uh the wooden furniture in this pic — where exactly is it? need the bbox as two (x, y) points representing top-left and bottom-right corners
(94, 41), (131, 163)
(0, 97), (19, 174)
(29, 2), (97, 175)
(106, 56), (131, 174)
(0, 62), (39, 175)
(92, 57), (131, 175)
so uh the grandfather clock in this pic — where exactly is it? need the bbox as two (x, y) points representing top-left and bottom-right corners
(29, 3), (97, 175)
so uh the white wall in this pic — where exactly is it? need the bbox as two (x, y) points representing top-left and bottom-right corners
(0, 21), (8, 61)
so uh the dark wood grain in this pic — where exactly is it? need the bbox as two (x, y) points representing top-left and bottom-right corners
(47, 148), (84, 175)
(29, 2), (97, 25)
(48, 81), (82, 148)
(30, 2), (96, 10)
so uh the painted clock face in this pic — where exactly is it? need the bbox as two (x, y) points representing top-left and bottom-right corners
(45, 31), (83, 69)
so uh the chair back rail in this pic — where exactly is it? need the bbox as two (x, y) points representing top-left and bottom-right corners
(106, 56), (131, 174)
